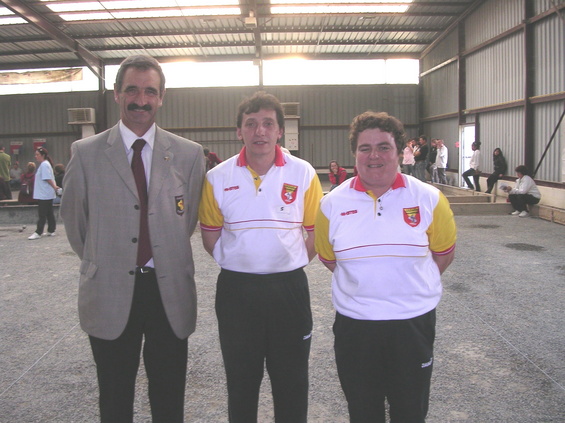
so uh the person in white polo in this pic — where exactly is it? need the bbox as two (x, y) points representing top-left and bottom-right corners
(198, 91), (323, 423)
(315, 111), (456, 422)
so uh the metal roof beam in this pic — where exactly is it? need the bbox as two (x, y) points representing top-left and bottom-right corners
(0, 0), (103, 78)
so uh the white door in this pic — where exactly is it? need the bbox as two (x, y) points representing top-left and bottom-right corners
(459, 124), (475, 188)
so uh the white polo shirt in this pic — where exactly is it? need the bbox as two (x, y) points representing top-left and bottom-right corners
(199, 146), (323, 274)
(315, 173), (456, 321)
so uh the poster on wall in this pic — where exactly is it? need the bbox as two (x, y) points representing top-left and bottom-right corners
(10, 141), (23, 155)
(33, 139), (46, 152)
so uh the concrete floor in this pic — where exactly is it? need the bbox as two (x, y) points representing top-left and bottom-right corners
(1, 213), (564, 422)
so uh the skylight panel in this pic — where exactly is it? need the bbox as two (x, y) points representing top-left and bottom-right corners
(270, 0), (412, 15)
(41, 0), (240, 21)
(0, 7), (27, 25)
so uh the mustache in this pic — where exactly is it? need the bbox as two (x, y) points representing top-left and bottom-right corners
(128, 103), (152, 112)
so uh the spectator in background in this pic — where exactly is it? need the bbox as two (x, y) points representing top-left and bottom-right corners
(435, 139), (448, 185)
(485, 148), (507, 194)
(502, 165), (541, 218)
(328, 160), (348, 191)
(204, 147), (222, 171)
(0, 144), (11, 199)
(53, 163), (65, 204)
(427, 139), (438, 182)
(413, 135), (429, 182)
(28, 147), (59, 239)
(462, 142), (481, 191)
(10, 162), (22, 190)
(18, 162), (36, 204)
(401, 138), (415, 175)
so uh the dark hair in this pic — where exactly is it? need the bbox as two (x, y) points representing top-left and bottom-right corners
(115, 55), (166, 95)
(54, 163), (65, 175)
(349, 111), (406, 154)
(515, 165), (530, 176)
(472, 142), (480, 149)
(493, 147), (503, 156)
(236, 91), (285, 130)
(203, 147), (210, 155)
(328, 160), (340, 173)
(419, 135), (427, 143)
(36, 146), (54, 167)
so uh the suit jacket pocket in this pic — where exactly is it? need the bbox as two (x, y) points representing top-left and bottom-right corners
(79, 259), (98, 279)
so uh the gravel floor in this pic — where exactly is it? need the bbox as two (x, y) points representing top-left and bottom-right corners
(1, 214), (564, 422)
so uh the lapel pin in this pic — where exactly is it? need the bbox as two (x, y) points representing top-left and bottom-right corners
(164, 156), (170, 161)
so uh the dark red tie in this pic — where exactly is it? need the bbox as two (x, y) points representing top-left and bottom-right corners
(131, 139), (152, 267)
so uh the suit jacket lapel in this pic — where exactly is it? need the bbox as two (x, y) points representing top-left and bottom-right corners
(149, 127), (173, 209)
(104, 125), (140, 201)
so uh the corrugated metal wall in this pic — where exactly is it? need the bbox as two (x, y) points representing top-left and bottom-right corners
(534, 14), (565, 97)
(533, 101), (564, 181)
(421, 62), (459, 117)
(466, 33), (525, 109)
(1, 0), (562, 184)
(464, 0), (524, 49)
(478, 108), (525, 173)
(0, 91), (98, 168)
(422, 31), (458, 71)
(419, 0), (564, 183)
(1, 84), (419, 170)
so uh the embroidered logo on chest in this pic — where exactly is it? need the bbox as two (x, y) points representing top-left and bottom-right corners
(175, 196), (185, 216)
(403, 206), (420, 227)
(281, 183), (298, 204)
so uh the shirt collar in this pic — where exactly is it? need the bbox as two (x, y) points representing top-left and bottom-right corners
(236, 144), (287, 167)
(119, 121), (156, 151)
(350, 172), (406, 192)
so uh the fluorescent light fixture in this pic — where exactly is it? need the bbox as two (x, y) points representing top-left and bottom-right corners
(42, 0), (240, 21)
(270, 0), (412, 15)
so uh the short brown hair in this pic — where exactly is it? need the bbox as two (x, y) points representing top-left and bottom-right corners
(349, 111), (406, 153)
(236, 91), (285, 130)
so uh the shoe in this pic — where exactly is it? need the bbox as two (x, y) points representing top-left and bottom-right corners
(510, 210), (520, 216)
(44, 232), (56, 237)
(28, 232), (41, 240)
(518, 211), (529, 218)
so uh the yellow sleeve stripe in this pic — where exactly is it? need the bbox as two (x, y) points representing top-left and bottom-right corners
(198, 178), (224, 229)
(427, 192), (457, 253)
(303, 174), (323, 229)
(314, 206), (336, 262)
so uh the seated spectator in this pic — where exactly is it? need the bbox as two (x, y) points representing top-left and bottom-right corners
(328, 160), (347, 191)
(203, 147), (222, 171)
(18, 162), (37, 204)
(501, 165), (541, 218)
(10, 162), (22, 190)
(485, 148), (507, 194)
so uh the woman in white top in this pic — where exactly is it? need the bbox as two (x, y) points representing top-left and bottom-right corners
(28, 147), (60, 240)
(502, 165), (541, 218)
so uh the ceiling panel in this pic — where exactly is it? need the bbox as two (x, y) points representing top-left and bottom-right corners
(0, 0), (481, 72)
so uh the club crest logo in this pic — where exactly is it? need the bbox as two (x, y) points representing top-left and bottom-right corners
(403, 206), (420, 227)
(281, 183), (298, 204)
(175, 196), (185, 216)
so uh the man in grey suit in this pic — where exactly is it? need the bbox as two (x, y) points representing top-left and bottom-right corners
(61, 55), (205, 422)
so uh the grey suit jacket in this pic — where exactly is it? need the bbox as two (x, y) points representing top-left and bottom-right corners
(61, 124), (205, 340)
